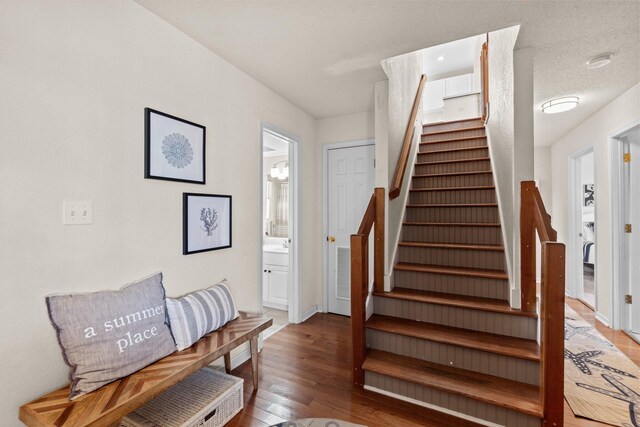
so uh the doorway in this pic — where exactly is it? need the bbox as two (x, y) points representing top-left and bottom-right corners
(261, 125), (300, 337)
(610, 122), (640, 342)
(568, 147), (597, 311)
(324, 141), (375, 316)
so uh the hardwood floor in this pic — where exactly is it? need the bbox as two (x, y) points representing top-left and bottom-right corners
(226, 313), (480, 427)
(226, 300), (638, 427)
(564, 297), (640, 427)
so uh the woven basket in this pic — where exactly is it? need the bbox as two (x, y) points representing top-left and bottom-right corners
(120, 367), (243, 427)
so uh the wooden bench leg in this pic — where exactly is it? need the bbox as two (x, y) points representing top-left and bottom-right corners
(250, 335), (259, 389)
(224, 352), (232, 374)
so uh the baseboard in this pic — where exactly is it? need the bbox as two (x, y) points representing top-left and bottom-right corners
(595, 311), (610, 327)
(301, 305), (322, 322)
(263, 301), (288, 311)
(363, 385), (501, 427)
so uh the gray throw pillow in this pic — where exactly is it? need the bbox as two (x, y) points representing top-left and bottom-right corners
(46, 272), (177, 400)
(165, 280), (239, 351)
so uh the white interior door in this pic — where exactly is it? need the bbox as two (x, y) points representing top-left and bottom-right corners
(327, 144), (375, 316)
(626, 129), (640, 333)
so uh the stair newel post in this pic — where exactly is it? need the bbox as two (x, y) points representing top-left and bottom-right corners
(350, 233), (367, 386)
(374, 188), (385, 293)
(540, 241), (565, 426)
(520, 181), (537, 313)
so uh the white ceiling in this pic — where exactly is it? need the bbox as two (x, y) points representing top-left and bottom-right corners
(135, 0), (640, 147)
(423, 35), (483, 79)
(263, 130), (289, 157)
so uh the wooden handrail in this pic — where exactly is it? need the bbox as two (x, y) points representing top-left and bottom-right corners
(480, 40), (489, 122)
(520, 181), (565, 426)
(351, 187), (385, 386)
(389, 74), (427, 199)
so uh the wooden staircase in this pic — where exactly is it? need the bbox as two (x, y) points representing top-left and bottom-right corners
(362, 118), (544, 426)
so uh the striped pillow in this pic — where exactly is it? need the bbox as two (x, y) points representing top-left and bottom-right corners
(166, 280), (239, 351)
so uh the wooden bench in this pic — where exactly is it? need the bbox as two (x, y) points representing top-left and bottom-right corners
(19, 312), (272, 427)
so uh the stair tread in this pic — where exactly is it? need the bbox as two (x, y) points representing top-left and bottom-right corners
(367, 314), (540, 361)
(403, 221), (501, 227)
(373, 288), (537, 318)
(413, 171), (492, 177)
(423, 117), (482, 127)
(422, 126), (485, 137)
(419, 146), (488, 155)
(416, 157), (490, 166)
(394, 262), (508, 279)
(363, 349), (543, 417)
(410, 185), (495, 192)
(406, 204), (498, 211)
(398, 241), (504, 251)
(420, 135), (487, 145)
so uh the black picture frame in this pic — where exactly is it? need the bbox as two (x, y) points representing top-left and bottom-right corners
(183, 193), (232, 255)
(145, 108), (206, 184)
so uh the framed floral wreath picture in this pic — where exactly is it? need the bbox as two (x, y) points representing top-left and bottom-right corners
(183, 193), (232, 255)
(145, 108), (206, 184)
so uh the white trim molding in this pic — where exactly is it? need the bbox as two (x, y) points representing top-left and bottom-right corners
(608, 119), (640, 330)
(322, 139), (375, 315)
(260, 123), (302, 325)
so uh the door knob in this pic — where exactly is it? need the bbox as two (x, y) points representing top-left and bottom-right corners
(327, 236), (336, 242)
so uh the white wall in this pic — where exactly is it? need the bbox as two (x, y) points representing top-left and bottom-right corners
(380, 50), (423, 281)
(485, 25), (535, 307)
(316, 111), (375, 145)
(550, 83), (640, 324)
(534, 147), (553, 213)
(0, 1), (320, 423)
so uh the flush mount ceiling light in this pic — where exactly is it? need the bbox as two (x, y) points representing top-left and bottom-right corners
(542, 96), (579, 114)
(270, 160), (289, 179)
(586, 53), (613, 69)
(437, 55), (445, 61)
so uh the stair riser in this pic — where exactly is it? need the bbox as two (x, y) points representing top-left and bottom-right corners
(366, 329), (540, 385)
(398, 245), (506, 270)
(420, 137), (486, 153)
(423, 119), (483, 133)
(405, 206), (499, 223)
(393, 269), (509, 299)
(422, 128), (485, 142)
(401, 223), (502, 244)
(408, 189), (496, 205)
(373, 296), (538, 339)
(418, 147), (488, 162)
(365, 372), (542, 427)
(412, 173), (494, 188)
(415, 160), (491, 175)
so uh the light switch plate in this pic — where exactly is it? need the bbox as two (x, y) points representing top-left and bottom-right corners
(63, 201), (93, 225)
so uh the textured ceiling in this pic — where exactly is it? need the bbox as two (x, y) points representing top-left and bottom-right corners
(135, 0), (640, 146)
